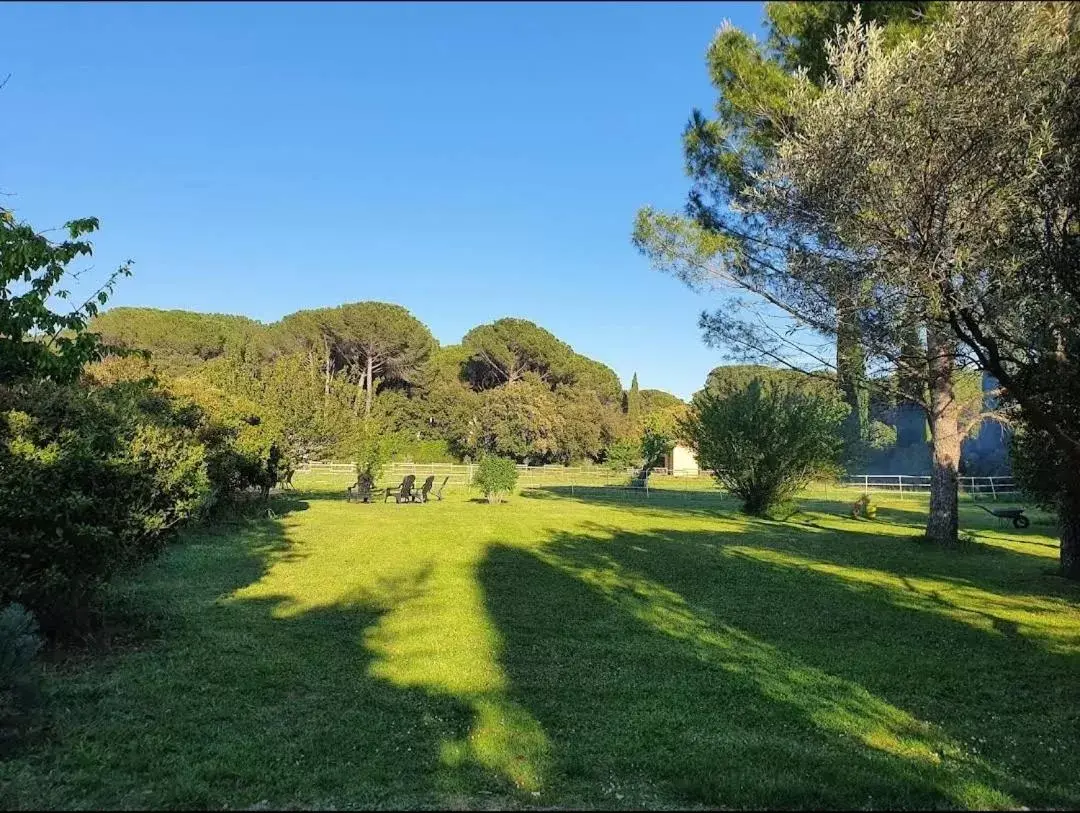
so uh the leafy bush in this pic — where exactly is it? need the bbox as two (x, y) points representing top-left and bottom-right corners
(604, 438), (642, 471)
(0, 381), (214, 634)
(684, 378), (847, 516)
(393, 437), (456, 464)
(851, 494), (878, 520)
(472, 456), (519, 504)
(868, 420), (897, 451)
(0, 603), (43, 746)
(641, 427), (671, 473)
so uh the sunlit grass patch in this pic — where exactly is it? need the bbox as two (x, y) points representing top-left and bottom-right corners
(1, 474), (1076, 810)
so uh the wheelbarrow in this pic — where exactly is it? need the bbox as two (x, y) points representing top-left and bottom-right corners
(974, 503), (1030, 529)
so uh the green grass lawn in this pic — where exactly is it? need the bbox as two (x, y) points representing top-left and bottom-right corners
(2, 475), (1078, 810)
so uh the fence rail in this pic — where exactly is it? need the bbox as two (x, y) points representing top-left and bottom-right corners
(838, 474), (1018, 500)
(295, 462), (1020, 502)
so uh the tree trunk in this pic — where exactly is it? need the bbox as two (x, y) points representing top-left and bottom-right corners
(925, 325), (961, 545)
(322, 336), (332, 398)
(364, 353), (374, 418)
(836, 305), (869, 470)
(1059, 477), (1080, 580)
(354, 366), (366, 416)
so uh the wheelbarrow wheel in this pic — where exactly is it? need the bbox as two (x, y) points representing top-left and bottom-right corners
(1013, 515), (1030, 529)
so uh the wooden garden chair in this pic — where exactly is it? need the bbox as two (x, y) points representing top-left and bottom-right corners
(413, 475), (436, 503)
(434, 476), (450, 501)
(384, 474), (416, 504)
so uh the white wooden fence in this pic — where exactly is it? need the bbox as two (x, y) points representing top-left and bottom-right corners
(295, 461), (1020, 501)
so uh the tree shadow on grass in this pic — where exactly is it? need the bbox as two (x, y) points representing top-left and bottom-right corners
(530, 485), (1057, 536)
(3, 499), (519, 811)
(479, 524), (1080, 809)
(522, 485), (736, 520)
(527, 486), (1067, 593)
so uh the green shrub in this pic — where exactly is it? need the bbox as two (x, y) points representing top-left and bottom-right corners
(0, 381), (214, 634)
(393, 437), (456, 464)
(641, 427), (671, 473)
(851, 493), (878, 520)
(0, 603), (43, 745)
(604, 438), (643, 471)
(684, 378), (847, 516)
(472, 456), (519, 504)
(868, 420), (897, 451)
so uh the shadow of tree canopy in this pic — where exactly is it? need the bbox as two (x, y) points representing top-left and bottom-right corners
(9, 487), (1078, 810)
(5, 498), (519, 811)
(525, 485), (1057, 535)
(479, 524), (1080, 809)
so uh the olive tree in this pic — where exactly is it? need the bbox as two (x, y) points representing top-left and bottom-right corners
(751, 2), (1080, 572)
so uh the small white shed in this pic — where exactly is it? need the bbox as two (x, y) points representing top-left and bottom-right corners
(661, 443), (699, 476)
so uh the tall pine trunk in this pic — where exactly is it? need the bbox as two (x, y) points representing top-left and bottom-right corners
(322, 336), (332, 397)
(364, 353), (374, 418)
(354, 366), (366, 416)
(925, 325), (960, 545)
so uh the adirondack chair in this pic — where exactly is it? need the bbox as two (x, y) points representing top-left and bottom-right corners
(434, 476), (450, 501)
(347, 472), (375, 503)
(412, 475), (436, 503)
(384, 474), (416, 504)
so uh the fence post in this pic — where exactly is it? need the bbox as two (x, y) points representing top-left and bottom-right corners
(899, 476), (904, 501)
(864, 474), (869, 493)
(989, 476), (997, 502)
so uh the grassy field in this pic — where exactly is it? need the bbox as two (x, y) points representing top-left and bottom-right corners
(2, 474), (1078, 810)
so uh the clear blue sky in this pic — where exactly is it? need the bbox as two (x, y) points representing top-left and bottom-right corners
(1, 1), (767, 400)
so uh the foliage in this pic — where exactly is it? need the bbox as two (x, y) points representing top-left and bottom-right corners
(632, 1), (963, 535)
(472, 376), (564, 464)
(850, 493), (878, 520)
(392, 437), (456, 465)
(703, 364), (834, 398)
(640, 427), (671, 474)
(90, 308), (268, 377)
(0, 602), (42, 745)
(197, 353), (352, 462)
(638, 387), (683, 414)
(625, 372), (642, 424)
(552, 386), (609, 464)
(684, 378), (847, 515)
(472, 455), (518, 504)
(746, 1), (1080, 571)
(1, 210), (131, 385)
(867, 420), (897, 452)
(164, 376), (284, 504)
(0, 380), (213, 633)
(604, 437), (643, 471)
(462, 318), (577, 389)
(91, 308), (648, 467)
(352, 422), (398, 484)
(1011, 426), (1065, 512)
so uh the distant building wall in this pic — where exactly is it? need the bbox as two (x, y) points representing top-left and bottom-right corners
(670, 444), (699, 476)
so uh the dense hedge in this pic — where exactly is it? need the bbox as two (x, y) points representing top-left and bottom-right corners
(0, 376), (284, 636)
